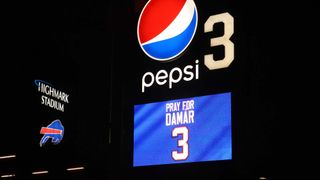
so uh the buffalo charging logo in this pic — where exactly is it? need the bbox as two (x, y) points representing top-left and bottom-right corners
(40, 119), (64, 147)
(137, 0), (235, 93)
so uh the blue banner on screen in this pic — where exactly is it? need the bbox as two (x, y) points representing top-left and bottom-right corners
(133, 92), (232, 167)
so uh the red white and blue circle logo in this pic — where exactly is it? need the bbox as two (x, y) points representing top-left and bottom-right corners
(137, 0), (198, 61)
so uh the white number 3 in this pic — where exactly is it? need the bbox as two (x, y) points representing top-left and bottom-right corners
(172, 126), (189, 161)
(204, 12), (234, 70)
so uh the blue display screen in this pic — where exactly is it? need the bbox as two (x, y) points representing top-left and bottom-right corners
(133, 92), (232, 167)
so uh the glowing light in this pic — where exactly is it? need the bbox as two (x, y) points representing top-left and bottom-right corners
(0, 155), (16, 160)
(1, 174), (15, 178)
(66, 167), (85, 171)
(32, 171), (48, 175)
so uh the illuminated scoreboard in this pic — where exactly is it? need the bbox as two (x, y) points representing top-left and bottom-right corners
(130, 0), (236, 168)
(134, 92), (231, 166)
(102, 0), (255, 176)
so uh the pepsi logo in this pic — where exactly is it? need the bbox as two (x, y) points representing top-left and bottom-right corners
(137, 0), (198, 61)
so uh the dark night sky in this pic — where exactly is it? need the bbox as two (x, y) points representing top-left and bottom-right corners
(1, 0), (318, 179)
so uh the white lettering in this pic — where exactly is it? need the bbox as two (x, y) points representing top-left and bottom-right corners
(142, 72), (154, 93)
(165, 110), (195, 126)
(183, 65), (194, 81)
(166, 102), (180, 112)
(182, 100), (194, 111)
(41, 95), (64, 112)
(141, 60), (199, 92)
(156, 70), (168, 85)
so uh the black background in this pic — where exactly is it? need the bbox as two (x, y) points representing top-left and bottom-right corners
(1, 0), (318, 179)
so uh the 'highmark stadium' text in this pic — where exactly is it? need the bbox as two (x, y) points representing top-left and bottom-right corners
(38, 82), (69, 112)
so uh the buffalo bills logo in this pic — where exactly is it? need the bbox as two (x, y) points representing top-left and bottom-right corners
(137, 0), (198, 61)
(40, 120), (64, 147)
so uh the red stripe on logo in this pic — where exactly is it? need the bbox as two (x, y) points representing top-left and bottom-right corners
(138, 0), (187, 44)
(40, 127), (62, 134)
